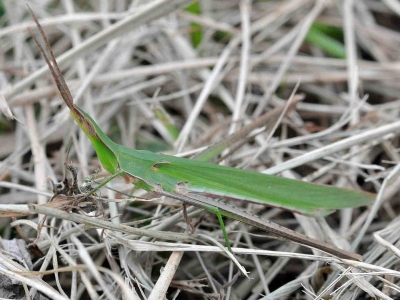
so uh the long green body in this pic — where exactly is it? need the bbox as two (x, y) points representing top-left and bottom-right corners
(77, 107), (374, 217)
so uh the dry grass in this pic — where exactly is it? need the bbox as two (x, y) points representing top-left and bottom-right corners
(1, 0), (400, 299)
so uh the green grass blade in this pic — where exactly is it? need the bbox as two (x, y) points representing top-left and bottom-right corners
(306, 24), (345, 58)
(185, 2), (203, 48)
(153, 105), (180, 140)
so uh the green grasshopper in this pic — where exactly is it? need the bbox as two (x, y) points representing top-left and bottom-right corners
(28, 8), (374, 261)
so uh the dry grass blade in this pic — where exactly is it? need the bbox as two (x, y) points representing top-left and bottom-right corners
(0, 94), (16, 120)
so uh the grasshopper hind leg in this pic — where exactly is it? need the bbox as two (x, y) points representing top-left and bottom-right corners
(215, 209), (233, 252)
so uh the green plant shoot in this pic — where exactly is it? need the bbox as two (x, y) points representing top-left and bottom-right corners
(28, 8), (375, 261)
